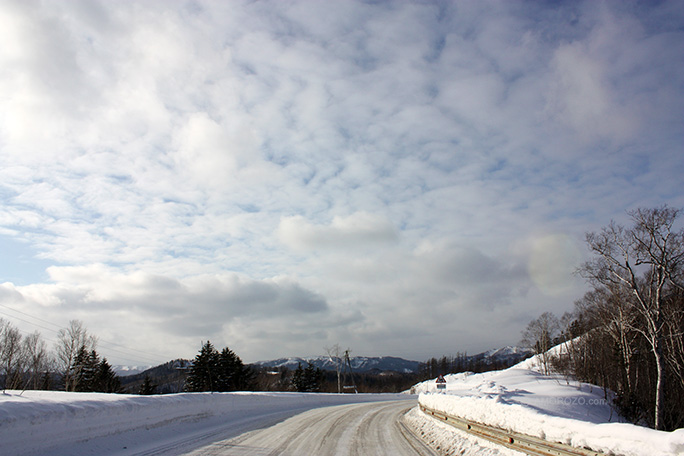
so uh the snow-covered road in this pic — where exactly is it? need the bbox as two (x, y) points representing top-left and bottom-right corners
(183, 400), (437, 456)
(0, 390), (409, 455)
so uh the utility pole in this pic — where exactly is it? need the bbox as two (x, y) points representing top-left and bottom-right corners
(341, 349), (357, 394)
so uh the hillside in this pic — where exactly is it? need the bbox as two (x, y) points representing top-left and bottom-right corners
(119, 359), (191, 394)
(117, 346), (533, 394)
(253, 355), (421, 373)
(412, 346), (684, 456)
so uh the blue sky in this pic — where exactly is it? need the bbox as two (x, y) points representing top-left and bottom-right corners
(0, 0), (682, 365)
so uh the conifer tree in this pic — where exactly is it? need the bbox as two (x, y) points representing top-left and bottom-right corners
(184, 341), (221, 392)
(69, 348), (121, 393)
(139, 374), (157, 395)
(70, 347), (98, 392)
(184, 341), (253, 392)
(94, 358), (121, 393)
(292, 362), (323, 392)
(292, 363), (305, 392)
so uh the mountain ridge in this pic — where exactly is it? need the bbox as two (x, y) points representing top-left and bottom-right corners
(115, 346), (534, 378)
(252, 346), (533, 374)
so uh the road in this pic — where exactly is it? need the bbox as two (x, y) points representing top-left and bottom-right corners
(183, 400), (438, 456)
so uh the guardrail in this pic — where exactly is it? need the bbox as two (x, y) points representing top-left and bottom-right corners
(419, 404), (610, 456)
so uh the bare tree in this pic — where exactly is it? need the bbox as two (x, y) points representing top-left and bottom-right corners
(0, 318), (26, 391)
(23, 331), (50, 390)
(580, 206), (684, 430)
(325, 344), (343, 394)
(521, 312), (560, 375)
(663, 288), (684, 396)
(55, 320), (97, 392)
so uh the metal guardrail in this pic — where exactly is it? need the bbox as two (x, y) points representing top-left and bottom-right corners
(419, 404), (610, 456)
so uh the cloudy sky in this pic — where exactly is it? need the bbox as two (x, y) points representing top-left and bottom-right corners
(0, 0), (682, 366)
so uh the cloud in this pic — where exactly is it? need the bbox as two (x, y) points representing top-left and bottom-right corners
(526, 234), (584, 297)
(278, 212), (398, 250)
(0, 265), (330, 361)
(0, 0), (682, 363)
(547, 29), (638, 143)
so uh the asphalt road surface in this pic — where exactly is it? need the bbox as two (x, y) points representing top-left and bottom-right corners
(184, 399), (438, 456)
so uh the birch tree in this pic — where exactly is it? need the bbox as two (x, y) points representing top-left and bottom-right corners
(23, 331), (50, 390)
(0, 318), (25, 390)
(580, 206), (684, 430)
(520, 312), (559, 375)
(55, 320), (97, 391)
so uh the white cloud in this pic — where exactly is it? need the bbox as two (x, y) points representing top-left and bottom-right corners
(0, 0), (682, 364)
(278, 212), (398, 251)
(549, 40), (637, 144)
(526, 234), (584, 297)
(0, 265), (331, 361)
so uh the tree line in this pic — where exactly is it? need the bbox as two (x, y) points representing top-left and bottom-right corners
(183, 341), (329, 393)
(0, 318), (164, 394)
(2, 321), (418, 394)
(0, 319), (122, 393)
(522, 206), (684, 431)
(183, 341), (253, 392)
(418, 352), (531, 380)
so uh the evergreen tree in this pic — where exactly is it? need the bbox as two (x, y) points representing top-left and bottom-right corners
(139, 374), (157, 395)
(94, 358), (121, 393)
(292, 363), (305, 392)
(304, 362), (323, 392)
(184, 341), (254, 392)
(292, 362), (323, 392)
(184, 341), (221, 392)
(69, 348), (121, 393)
(216, 347), (236, 391)
(70, 346), (98, 392)
(217, 347), (253, 391)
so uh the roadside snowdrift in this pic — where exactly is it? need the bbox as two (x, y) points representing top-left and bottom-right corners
(415, 354), (684, 456)
(0, 390), (406, 456)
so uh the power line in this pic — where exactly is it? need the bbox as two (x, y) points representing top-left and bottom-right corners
(0, 302), (62, 330)
(0, 308), (60, 335)
(0, 304), (173, 366)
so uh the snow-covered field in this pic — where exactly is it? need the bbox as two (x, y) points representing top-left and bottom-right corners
(0, 389), (407, 455)
(414, 353), (684, 456)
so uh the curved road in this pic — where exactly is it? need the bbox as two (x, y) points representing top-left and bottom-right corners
(184, 400), (438, 456)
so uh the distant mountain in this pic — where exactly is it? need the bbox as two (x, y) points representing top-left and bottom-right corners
(252, 356), (421, 374)
(113, 365), (153, 377)
(118, 359), (192, 394)
(253, 347), (532, 375)
(473, 345), (533, 365)
(115, 346), (533, 393)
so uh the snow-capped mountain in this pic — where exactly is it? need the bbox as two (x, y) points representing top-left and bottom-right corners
(252, 356), (421, 373)
(113, 365), (153, 377)
(253, 346), (532, 374)
(474, 345), (533, 364)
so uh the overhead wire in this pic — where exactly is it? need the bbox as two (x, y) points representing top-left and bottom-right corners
(0, 303), (173, 366)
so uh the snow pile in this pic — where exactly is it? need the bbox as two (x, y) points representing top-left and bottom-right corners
(0, 390), (406, 455)
(403, 406), (522, 456)
(416, 355), (684, 456)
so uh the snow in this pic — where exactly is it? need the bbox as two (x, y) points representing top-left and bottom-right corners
(403, 406), (524, 456)
(481, 345), (532, 359)
(113, 365), (152, 376)
(415, 350), (684, 456)
(4, 345), (683, 456)
(0, 390), (407, 455)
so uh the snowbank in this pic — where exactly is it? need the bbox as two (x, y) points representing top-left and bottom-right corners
(0, 390), (407, 455)
(403, 406), (523, 456)
(416, 355), (684, 456)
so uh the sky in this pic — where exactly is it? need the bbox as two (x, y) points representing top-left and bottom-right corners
(0, 0), (682, 366)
